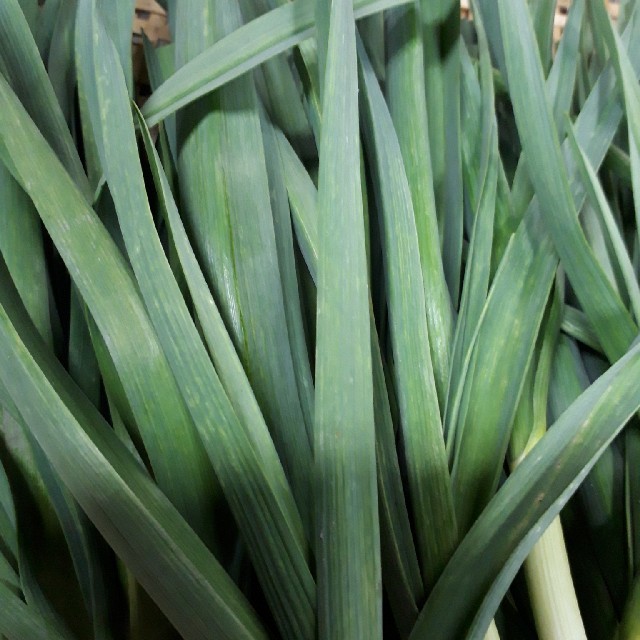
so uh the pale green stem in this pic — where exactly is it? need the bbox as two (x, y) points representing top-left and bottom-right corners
(524, 517), (587, 640)
(513, 441), (587, 640)
(484, 619), (501, 640)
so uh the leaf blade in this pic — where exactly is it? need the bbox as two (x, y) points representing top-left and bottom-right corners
(314, 0), (380, 635)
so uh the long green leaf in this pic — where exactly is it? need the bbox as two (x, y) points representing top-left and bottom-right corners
(276, 130), (319, 279)
(385, 4), (452, 407)
(240, 0), (315, 158)
(261, 115), (315, 444)
(136, 114), (299, 519)
(0, 166), (52, 347)
(0, 0), (89, 198)
(0, 72), (217, 544)
(530, 0), (556, 73)
(67, 289), (100, 406)
(620, 573), (640, 640)
(358, 35), (456, 591)
(498, 0), (637, 363)
(561, 305), (602, 352)
(0, 282), (267, 640)
(509, 0), (585, 220)
(547, 0), (585, 136)
(420, 0), (463, 303)
(568, 125), (640, 322)
(276, 127), (423, 635)
(137, 109), (318, 639)
(458, 38), (515, 273)
(314, 0), (380, 635)
(445, 7), (499, 452)
(74, 0), (103, 195)
(173, 0), (314, 533)
(47, 0), (77, 127)
(0, 582), (71, 640)
(0, 334), (113, 640)
(79, 4), (315, 637)
(172, 0), (243, 350)
(412, 338), (640, 639)
(141, 0), (411, 125)
(627, 422), (640, 579)
(97, 0), (135, 96)
(34, 0), (62, 60)
(450, 3), (640, 535)
(588, 0), (640, 260)
(0, 456), (17, 564)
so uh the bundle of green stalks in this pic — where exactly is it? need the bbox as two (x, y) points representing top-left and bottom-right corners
(1, 0), (640, 637)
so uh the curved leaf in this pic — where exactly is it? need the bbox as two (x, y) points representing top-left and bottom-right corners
(412, 339), (640, 639)
(0, 72), (217, 543)
(141, 0), (412, 126)
(0, 279), (267, 640)
(79, 3), (316, 637)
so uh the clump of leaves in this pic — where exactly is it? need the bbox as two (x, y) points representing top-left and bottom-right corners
(0, 0), (639, 638)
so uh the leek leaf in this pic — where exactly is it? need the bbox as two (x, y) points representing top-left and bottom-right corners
(314, 0), (380, 635)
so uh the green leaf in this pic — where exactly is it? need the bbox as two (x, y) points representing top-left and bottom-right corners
(358, 34), (456, 591)
(0, 71), (217, 545)
(174, 0), (314, 536)
(499, 0), (637, 364)
(67, 289), (101, 406)
(261, 114), (315, 446)
(74, 0), (104, 195)
(0, 165), (52, 348)
(47, 0), (78, 127)
(141, 0), (412, 126)
(561, 305), (603, 353)
(142, 36), (177, 161)
(0, 582), (72, 640)
(0, 349), (112, 639)
(420, 0), (463, 303)
(568, 124), (640, 322)
(371, 323), (424, 637)
(79, 3), (316, 637)
(96, 0), (135, 96)
(627, 422), (640, 578)
(412, 338), (640, 639)
(449, 4), (640, 535)
(27, 436), (113, 639)
(276, 127), (423, 635)
(0, 0), (89, 199)
(620, 572), (640, 640)
(34, 0), (62, 61)
(240, 0), (314, 157)
(446, 7), (499, 451)
(450, 213), (555, 535)
(136, 107), (317, 640)
(0, 456), (17, 567)
(16, 0), (37, 34)
(588, 0), (640, 268)
(385, 4), (453, 407)
(172, 0), (243, 351)
(458, 38), (515, 272)
(547, 0), (585, 136)
(603, 143), (632, 189)
(472, 0), (507, 81)
(530, 0), (556, 73)
(275, 130), (319, 280)
(0, 279), (267, 640)
(510, 0), (585, 220)
(314, 0), (380, 635)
